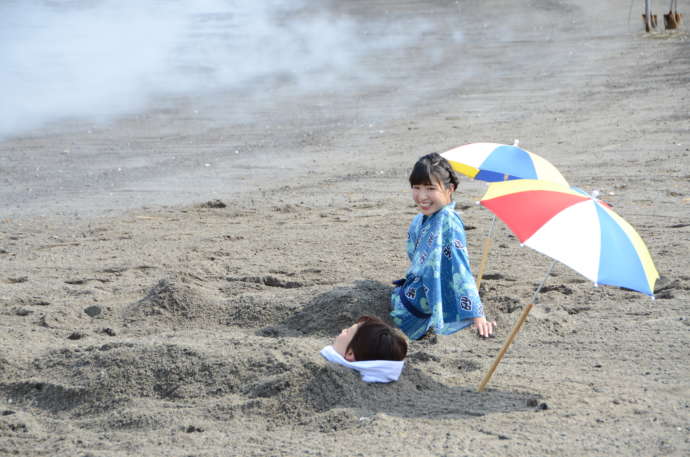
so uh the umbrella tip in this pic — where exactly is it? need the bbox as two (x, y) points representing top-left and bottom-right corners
(591, 189), (600, 199)
(513, 139), (519, 147)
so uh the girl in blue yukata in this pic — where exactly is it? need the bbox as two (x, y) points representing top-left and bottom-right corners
(390, 153), (496, 340)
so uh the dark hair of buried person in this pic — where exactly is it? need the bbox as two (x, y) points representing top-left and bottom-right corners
(409, 152), (459, 191)
(347, 316), (408, 361)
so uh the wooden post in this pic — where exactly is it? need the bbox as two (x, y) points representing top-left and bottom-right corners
(664, 0), (682, 29)
(477, 260), (556, 391)
(644, 0), (652, 32)
(478, 303), (534, 392)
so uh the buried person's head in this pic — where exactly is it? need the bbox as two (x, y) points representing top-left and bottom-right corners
(333, 315), (407, 362)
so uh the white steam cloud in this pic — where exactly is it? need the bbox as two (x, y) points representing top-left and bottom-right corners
(0, 0), (436, 139)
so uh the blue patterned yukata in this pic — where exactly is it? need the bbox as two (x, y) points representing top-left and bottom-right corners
(390, 202), (484, 340)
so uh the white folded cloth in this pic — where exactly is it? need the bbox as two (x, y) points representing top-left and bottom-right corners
(319, 345), (404, 383)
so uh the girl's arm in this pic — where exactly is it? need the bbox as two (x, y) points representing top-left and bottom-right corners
(448, 217), (495, 337)
(443, 214), (495, 336)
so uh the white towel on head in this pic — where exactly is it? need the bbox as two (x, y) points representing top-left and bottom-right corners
(319, 345), (404, 383)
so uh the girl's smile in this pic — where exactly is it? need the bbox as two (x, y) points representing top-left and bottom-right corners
(411, 180), (453, 216)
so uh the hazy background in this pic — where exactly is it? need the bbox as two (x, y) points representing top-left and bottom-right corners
(0, 0), (650, 217)
(0, 0), (451, 139)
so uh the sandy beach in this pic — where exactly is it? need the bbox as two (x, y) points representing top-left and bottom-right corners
(1, 1), (689, 456)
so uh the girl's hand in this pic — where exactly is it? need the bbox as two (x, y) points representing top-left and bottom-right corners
(472, 317), (496, 338)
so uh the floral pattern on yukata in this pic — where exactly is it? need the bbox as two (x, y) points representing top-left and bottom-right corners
(390, 202), (483, 340)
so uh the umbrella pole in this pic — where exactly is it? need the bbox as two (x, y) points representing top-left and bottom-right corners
(477, 302), (533, 392)
(531, 259), (557, 304)
(475, 214), (497, 292)
(477, 260), (557, 392)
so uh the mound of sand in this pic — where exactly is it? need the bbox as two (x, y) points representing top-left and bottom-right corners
(122, 274), (226, 330)
(265, 280), (393, 337)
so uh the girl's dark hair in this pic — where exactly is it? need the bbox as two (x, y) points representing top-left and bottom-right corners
(347, 316), (408, 362)
(409, 152), (459, 191)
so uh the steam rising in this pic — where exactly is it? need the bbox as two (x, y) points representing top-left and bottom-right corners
(0, 0), (434, 138)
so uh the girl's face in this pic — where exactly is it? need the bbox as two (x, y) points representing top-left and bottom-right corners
(411, 178), (453, 216)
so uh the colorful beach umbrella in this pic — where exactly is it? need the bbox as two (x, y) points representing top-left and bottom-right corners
(441, 142), (570, 291)
(479, 179), (658, 296)
(441, 142), (569, 186)
(477, 179), (658, 392)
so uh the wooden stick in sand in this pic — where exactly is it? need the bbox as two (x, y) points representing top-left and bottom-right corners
(478, 302), (533, 392)
(477, 260), (557, 392)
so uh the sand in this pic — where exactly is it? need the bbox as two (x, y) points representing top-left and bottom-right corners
(1, 1), (689, 456)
